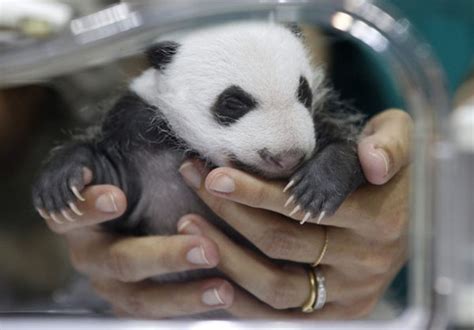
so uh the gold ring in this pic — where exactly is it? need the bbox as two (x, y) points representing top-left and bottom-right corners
(301, 266), (317, 313)
(312, 228), (328, 267)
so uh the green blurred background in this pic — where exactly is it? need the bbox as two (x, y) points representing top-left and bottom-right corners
(394, 0), (474, 92)
(329, 0), (474, 118)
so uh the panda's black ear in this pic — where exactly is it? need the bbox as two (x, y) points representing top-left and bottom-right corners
(145, 41), (180, 71)
(284, 23), (303, 39)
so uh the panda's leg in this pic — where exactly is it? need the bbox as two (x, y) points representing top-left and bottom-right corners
(32, 141), (126, 222)
(285, 142), (366, 223)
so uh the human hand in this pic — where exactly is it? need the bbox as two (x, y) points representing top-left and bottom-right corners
(176, 109), (412, 319)
(36, 181), (234, 318)
(36, 109), (411, 319)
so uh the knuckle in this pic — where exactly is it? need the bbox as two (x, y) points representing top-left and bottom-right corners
(386, 109), (412, 124)
(379, 214), (407, 241)
(122, 290), (146, 317)
(249, 184), (267, 207)
(355, 247), (393, 275)
(256, 227), (297, 260)
(260, 272), (298, 309)
(207, 198), (228, 218)
(371, 254), (394, 275)
(366, 275), (386, 295)
(108, 244), (138, 282)
(153, 237), (177, 271)
(397, 110), (414, 126)
(351, 297), (379, 318)
(354, 247), (372, 268)
(91, 281), (147, 318)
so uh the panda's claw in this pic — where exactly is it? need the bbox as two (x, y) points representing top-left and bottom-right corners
(289, 205), (301, 217)
(283, 180), (295, 193)
(71, 185), (86, 202)
(36, 208), (50, 220)
(68, 202), (83, 216)
(61, 209), (76, 222)
(32, 143), (97, 220)
(286, 143), (366, 219)
(50, 213), (63, 224)
(300, 211), (312, 225)
(317, 211), (326, 224)
(284, 195), (295, 208)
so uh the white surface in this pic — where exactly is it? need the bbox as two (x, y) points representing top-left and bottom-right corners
(0, 308), (428, 330)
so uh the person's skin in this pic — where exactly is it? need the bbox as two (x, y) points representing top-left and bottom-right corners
(38, 109), (412, 319)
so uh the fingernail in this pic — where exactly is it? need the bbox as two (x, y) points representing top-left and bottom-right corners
(95, 193), (118, 213)
(373, 147), (390, 177)
(177, 219), (202, 235)
(207, 174), (235, 193)
(186, 246), (210, 265)
(179, 162), (202, 189)
(202, 287), (225, 306)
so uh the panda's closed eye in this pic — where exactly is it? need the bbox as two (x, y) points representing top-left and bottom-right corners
(212, 85), (258, 125)
(297, 76), (312, 109)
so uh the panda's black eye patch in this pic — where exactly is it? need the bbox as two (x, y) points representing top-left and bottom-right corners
(212, 85), (258, 125)
(297, 76), (312, 109)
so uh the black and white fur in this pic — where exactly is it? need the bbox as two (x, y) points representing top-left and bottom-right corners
(32, 22), (365, 269)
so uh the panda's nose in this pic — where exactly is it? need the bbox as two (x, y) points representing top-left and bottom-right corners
(258, 148), (305, 171)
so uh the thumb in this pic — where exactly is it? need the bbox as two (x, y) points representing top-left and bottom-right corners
(358, 109), (413, 185)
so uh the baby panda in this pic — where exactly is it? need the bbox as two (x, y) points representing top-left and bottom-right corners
(32, 22), (365, 251)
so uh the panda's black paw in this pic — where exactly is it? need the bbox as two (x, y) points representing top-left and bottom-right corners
(284, 143), (366, 224)
(32, 144), (95, 223)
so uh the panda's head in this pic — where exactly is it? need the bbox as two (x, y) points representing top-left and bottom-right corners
(131, 22), (324, 179)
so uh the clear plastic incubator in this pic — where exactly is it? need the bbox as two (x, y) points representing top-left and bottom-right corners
(0, 1), (472, 329)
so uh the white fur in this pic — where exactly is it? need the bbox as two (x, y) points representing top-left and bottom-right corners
(131, 22), (324, 174)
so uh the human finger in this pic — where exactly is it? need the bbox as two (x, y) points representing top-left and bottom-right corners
(179, 167), (407, 281)
(190, 183), (406, 276)
(228, 288), (377, 320)
(176, 214), (371, 310)
(327, 168), (410, 238)
(358, 109), (413, 185)
(67, 232), (220, 282)
(179, 180), (336, 264)
(180, 160), (394, 230)
(187, 188), (406, 279)
(177, 214), (310, 309)
(180, 161), (323, 226)
(38, 184), (127, 234)
(205, 166), (289, 215)
(93, 277), (234, 319)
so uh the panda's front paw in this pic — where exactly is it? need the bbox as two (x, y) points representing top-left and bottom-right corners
(284, 143), (365, 224)
(32, 144), (95, 223)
